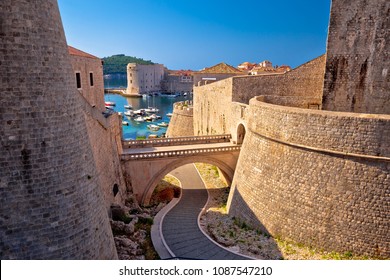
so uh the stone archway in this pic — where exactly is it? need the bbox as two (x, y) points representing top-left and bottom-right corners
(141, 156), (235, 205)
(237, 123), (246, 144)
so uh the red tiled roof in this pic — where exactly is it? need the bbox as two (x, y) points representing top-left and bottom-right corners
(198, 63), (243, 74)
(68, 46), (99, 59)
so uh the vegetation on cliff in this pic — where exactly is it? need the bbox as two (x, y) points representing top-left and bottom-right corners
(102, 54), (154, 75)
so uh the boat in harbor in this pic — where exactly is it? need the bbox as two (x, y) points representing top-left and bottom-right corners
(148, 134), (158, 139)
(124, 104), (133, 110)
(124, 110), (134, 117)
(147, 124), (160, 131)
(166, 113), (173, 117)
(105, 101), (116, 107)
(157, 122), (168, 127)
(134, 116), (145, 122)
(133, 109), (146, 115)
(150, 114), (162, 120)
(122, 121), (129, 126)
(144, 107), (159, 113)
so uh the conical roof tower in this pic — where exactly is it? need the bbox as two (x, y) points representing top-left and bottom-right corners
(0, 0), (117, 259)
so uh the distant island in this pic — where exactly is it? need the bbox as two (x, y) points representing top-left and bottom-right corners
(102, 54), (154, 75)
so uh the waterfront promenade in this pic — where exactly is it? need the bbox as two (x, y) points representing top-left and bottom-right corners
(152, 164), (249, 260)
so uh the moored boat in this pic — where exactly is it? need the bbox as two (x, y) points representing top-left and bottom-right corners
(157, 122), (168, 127)
(105, 101), (116, 107)
(150, 114), (162, 120)
(134, 116), (145, 122)
(147, 124), (160, 131)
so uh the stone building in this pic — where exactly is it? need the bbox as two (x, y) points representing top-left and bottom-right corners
(193, 62), (244, 86)
(161, 70), (195, 93)
(126, 63), (165, 95)
(68, 46), (105, 111)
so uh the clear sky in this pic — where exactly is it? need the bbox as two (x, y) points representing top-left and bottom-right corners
(57, 0), (331, 70)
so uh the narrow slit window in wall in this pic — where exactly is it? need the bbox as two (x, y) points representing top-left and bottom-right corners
(76, 72), (81, 89)
(89, 72), (94, 87)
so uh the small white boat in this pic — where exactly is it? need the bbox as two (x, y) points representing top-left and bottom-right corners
(144, 116), (153, 122)
(124, 110), (134, 117)
(133, 109), (146, 115)
(124, 104), (133, 109)
(134, 116), (145, 122)
(105, 101), (116, 107)
(157, 122), (168, 127)
(147, 124), (160, 131)
(122, 121), (129, 126)
(148, 134), (158, 139)
(166, 113), (173, 117)
(105, 105), (115, 110)
(145, 107), (159, 113)
(150, 114), (162, 120)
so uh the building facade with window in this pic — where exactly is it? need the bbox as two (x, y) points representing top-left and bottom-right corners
(126, 63), (165, 95)
(161, 70), (195, 93)
(68, 46), (105, 111)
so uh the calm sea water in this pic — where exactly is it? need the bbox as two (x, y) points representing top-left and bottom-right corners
(104, 76), (192, 140)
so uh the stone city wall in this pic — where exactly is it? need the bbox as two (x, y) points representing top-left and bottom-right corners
(232, 55), (326, 104)
(80, 93), (127, 210)
(161, 75), (194, 93)
(0, 0), (117, 259)
(166, 101), (194, 137)
(194, 78), (236, 136)
(322, 0), (390, 114)
(227, 97), (390, 258)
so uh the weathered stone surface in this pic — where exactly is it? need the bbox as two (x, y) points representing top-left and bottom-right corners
(0, 0), (117, 259)
(166, 101), (194, 137)
(322, 0), (390, 114)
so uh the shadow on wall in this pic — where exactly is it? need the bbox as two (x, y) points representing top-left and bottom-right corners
(221, 188), (284, 259)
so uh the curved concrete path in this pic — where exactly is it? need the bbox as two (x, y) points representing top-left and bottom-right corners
(152, 163), (249, 260)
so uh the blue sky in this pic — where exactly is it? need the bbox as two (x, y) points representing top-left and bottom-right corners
(58, 0), (331, 70)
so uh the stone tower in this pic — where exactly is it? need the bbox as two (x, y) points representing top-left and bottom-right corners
(0, 0), (117, 259)
(322, 0), (390, 114)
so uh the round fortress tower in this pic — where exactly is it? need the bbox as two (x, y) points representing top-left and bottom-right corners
(166, 101), (194, 137)
(0, 0), (117, 259)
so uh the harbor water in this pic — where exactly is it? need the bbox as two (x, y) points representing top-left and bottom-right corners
(104, 92), (191, 140)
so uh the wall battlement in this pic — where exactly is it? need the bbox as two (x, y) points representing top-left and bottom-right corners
(166, 101), (194, 137)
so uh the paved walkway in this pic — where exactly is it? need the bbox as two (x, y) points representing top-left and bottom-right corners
(152, 163), (249, 260)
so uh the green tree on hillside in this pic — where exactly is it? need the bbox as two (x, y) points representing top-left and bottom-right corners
(102, 54), (154, 75)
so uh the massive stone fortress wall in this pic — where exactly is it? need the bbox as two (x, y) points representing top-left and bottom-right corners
(0, 0), (117, 259)
(194, 78), (234, 136)
(228, 98), (390, 257)
(166, 101), (194, 137)
(79, 94), (127, 210)
(322, 0), (390, 114)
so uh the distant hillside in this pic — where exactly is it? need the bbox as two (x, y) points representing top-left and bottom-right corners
(102, 54), (154, 75)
